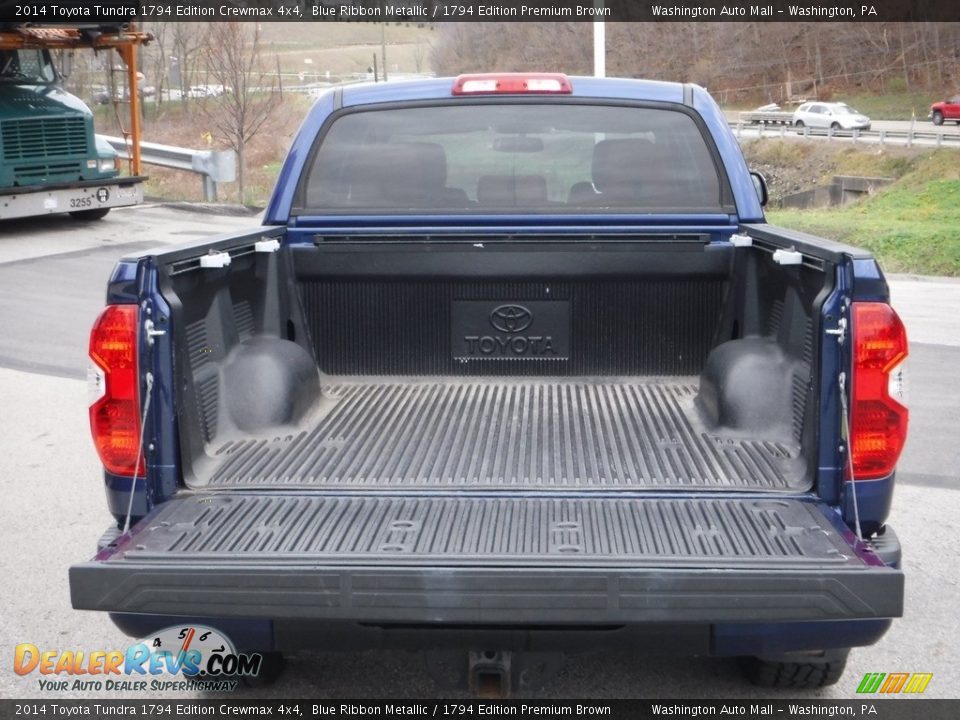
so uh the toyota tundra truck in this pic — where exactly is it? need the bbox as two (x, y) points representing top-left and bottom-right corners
(69, 74), (907, 691)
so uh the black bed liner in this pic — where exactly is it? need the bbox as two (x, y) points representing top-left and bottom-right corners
(198, 378), (806, 491)
(70, 494), (902, 622)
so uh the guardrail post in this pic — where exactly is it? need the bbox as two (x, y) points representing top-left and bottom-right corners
(759, 123), (764, 138)
(852, 129), (859, 144)
(937, 133), (943, 148)
(192, 148), (236, 203)
(828, 126), (834, 141)
(202, 175), (218, 202)
(780, 125), (785, 138)
(804, 126), (810, 140)
(879, 130), (886, 146)
(736, 121), (742, 137)
(907, 130), (913, 148)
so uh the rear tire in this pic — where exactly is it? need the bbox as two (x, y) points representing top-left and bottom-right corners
(830, 121), (841, 130)
(740, 652), (849, 689)
(932, 111), (944, 126)
(70, 207), (110, 221)
(794, 120), (804, 128)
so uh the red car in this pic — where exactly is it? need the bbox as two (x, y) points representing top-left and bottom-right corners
(930, 95), (960, 125)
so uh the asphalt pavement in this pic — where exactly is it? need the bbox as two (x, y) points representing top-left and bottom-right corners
(0, 206), (957, 700)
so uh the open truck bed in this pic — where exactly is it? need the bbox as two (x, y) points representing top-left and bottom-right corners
(201, 378), (803, 491)
(169, 233), (822, 497)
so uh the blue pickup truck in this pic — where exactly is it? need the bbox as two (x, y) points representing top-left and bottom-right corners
(70, 74), (908, 691)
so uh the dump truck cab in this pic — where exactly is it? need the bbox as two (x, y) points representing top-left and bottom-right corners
(0, 42), (143, 220)
(0, 48), (118, 186)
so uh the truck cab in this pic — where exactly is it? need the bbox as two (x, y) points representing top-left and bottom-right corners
(0, 46), (141, 220)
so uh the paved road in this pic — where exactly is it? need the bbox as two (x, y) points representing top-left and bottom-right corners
(726, 112), (960, 147)
(0, 207), (957, 700)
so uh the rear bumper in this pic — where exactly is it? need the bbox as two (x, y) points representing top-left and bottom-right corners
(70, 558), (903, 625)
(105, 613), (893, 657)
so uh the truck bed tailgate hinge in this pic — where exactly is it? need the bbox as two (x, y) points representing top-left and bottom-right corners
(825, 317), (847, 345)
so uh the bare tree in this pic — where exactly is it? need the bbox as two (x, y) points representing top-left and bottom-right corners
(142, 21), (170, 116)
(412, 36), (429, 74)
(171, 23), (205, 106)
(199, 22), (278, 204)
(432, 23), (590, 76)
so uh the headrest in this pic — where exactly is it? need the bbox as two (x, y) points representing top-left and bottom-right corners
(399, 142), (448, 189)
(352, 143), (451, 206)
(591, 139), (656, 194)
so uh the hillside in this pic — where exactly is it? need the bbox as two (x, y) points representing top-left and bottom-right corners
(759, 145), (960, 275)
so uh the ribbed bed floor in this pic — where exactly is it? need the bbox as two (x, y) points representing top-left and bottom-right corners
(120, 496), (851, 566)
(201, 379), (806, 491)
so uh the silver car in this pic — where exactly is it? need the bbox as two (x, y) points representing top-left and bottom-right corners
(793, 102), (871, 131)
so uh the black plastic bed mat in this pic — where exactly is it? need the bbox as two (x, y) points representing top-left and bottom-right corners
(198, 379), (807, 491)
(70, 494), (903, 622)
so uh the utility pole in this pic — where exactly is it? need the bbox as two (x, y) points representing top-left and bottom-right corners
(593, 2), (605, 77)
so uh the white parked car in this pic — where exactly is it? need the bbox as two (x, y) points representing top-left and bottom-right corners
(186, 85), (225, 99)
(793, 102), (871, 131)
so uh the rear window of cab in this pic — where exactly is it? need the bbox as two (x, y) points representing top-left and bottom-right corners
(298, 103), (725, 214)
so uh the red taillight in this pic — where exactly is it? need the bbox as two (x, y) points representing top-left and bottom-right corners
(850, 302), (908, 480)
(452, 73), (573, 95)
(89, 305), (143, 477)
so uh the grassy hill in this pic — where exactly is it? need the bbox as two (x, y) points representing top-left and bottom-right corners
(766, 149), (960, 276)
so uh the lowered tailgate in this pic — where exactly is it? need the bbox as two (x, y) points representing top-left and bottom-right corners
(70, 494), (902, 623)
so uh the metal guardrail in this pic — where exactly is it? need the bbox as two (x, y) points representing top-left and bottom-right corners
(99, 135), (237, 201)
(738, 111), (795, 125)
(729, 121), (960, 148)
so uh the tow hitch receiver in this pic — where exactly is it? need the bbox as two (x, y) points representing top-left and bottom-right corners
(469, 650), (512, 698)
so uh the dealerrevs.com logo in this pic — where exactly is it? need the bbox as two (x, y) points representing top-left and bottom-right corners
(14, 625), (261, 692)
